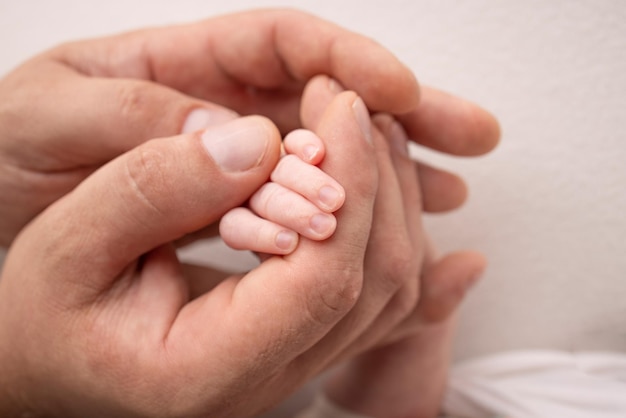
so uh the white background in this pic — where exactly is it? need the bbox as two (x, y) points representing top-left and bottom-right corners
(1, 0), (625, 400)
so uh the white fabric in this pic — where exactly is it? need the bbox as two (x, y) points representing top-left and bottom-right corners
(294, 393), (372, 418)
(293, 351), (626, 418)
(444, 350), (626, 418)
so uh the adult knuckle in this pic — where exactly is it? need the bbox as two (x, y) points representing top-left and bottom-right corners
(116, 82), (153, 124)
(305, 265), (363, 326)
(378, 241), (418, 291)
(124, 145), (171, 216)
(394, 281), (421, 320)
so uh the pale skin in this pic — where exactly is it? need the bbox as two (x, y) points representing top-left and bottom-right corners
(0, 9), (499, 418)
(220, 129), (345, 255)
(220, 80), (486, 418)
(0, 9), (498, 248)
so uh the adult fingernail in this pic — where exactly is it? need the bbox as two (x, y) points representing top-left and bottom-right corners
(328, 77), (345, 95)
(201, 117), (269, 172)
(352, 97), (372, 144)
(389, 120), (409, 156)
(467, 270), (485, 289)
(182, 107), (238, 133)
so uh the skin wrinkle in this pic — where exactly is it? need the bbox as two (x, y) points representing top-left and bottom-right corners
(206, 31), (243, 95)
(274, 10), (335, 82)
(269, 13), (300, 85)
(139, 33), (157, 83)
(211, 14), (285, 89)
(198, 20), (300, 123)
(0, 9), (500, 415)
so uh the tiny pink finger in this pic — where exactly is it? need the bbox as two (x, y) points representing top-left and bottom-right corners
(283, 129), (326, 165)
(220, 207), (299, 255)
(249, 183), (338, 240)
(271, 155), (345, 212)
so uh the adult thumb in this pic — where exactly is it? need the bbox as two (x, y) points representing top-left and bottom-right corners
(14, 116), (281, 294)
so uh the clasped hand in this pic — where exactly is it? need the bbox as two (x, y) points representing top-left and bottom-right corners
(0, 9), (499, 417)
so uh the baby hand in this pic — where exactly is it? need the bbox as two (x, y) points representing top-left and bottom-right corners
(220, 129), (345, 255)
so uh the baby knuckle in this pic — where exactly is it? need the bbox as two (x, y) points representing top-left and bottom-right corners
(277, 154), (299, 170)
(252, 182), (284, 214)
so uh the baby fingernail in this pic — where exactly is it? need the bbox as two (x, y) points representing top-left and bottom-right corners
(276, 230), (297, 251)
(319, 186), (343, 211)
(310, 213), (336, 237)
(303, 144), (320, 162)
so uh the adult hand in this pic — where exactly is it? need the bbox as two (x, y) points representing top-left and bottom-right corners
(323, 249), (486, 418)
(0, 87), (412, 417)
(299, 77), (490, 418)
(300, 76), (487, 359)
(0, 8), (498, 246)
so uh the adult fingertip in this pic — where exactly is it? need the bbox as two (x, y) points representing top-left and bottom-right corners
(466, 251), (488, 289)
(425, 250), (487, 299)
(200, 116), (280, 173)
(443, 250), (487, 291)
(393, 63), (421, 113)
(399, 87), (500, 157)
(301, 75), (345, 130)
(418, 163), (468, 213)
(457, 103), (501, 156)
(476, 107), (502, 154)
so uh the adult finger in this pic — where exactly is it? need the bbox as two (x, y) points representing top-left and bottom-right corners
(417, 251), (486, 325)
(289, 85), (418, 376)
(3, 94), (379, 417)
(387, 250), (487, 343)
(50, 9), (419, 132)
(302, 75), (470, 213)
(398, 86), (501, 156)
(164, 92), (379, 406)
(12, 116), (281, 298)
(0, 60), (238, 170)
(302, 77), (499, 159)
(328, 115), (426, 362)
(418, 161), (468, 212)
